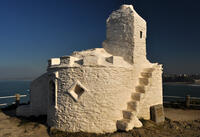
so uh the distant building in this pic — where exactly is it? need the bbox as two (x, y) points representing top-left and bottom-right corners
(17, 5), (163, 133)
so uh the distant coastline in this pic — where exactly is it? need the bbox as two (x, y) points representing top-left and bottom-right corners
(163, 82), (194, 85)
(164, 81), (200, 85)
(0, 80), (32, 82)
(163, 82), (200, 88)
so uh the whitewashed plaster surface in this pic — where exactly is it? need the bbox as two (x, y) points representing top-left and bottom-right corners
(17, 4), (163, 133)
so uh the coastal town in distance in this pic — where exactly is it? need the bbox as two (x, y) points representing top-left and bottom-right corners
(163, 73), (200, 84)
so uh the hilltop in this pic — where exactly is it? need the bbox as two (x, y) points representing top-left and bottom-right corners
(0, 107), (200, 137)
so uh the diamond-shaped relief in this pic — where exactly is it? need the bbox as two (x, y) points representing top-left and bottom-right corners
(68, 81), (87, 101)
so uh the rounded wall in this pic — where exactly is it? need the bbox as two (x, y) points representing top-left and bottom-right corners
(47, 66), (135, 133)
(30, 73), (49, 116)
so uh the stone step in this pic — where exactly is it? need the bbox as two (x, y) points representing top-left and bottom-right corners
(127, 101), (138, 111)
(131, 116), (143, 128)
(116, 116), (143, 131)
(143, 68), (154, 73)
(139, 78), (148, 86)
(141, 72), (152, 78)
(131, 92), (144, 101)
(135, 85), (145, 93)
(116, 119), (130, 131)
(123, 110), (137, 120)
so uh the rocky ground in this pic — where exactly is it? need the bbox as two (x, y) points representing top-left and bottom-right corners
(0, 108), (49, 137)
(0, 107), (200, 137)
(51, 119), (200, 137)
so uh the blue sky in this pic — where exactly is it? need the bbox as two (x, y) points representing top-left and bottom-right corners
(0, 0), (200, 80)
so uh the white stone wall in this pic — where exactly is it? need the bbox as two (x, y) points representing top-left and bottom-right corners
(17, 73), (49, 116)
(48, 66), (138, 133)
(137, 64), (163, 119)
(132, 9), (147, 64)
(47, 61), (162, 133)
(103, 5), (148, 65)
(17, 4), (163, 134)
(103, 5), (135, 64)
(30, 73), (49, 116)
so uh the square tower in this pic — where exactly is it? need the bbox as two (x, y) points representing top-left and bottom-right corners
(103, 5), (147, 64)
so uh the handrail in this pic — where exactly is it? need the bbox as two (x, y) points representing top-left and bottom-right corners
(0, 103), (7, 106)
(164, 95), (200, 100)
(0, 94), (28, 107)
(0, 102), (15, 106)
(190, 97), (200, 100)
(164, 96), (185, 99)
(164, 95), (200, 108)
(0, 95), (27, 99)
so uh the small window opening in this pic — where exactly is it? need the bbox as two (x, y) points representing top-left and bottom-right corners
(140, 31), (143, 38)
(74, 85), (84, 98)
(49, 80), (55, 106)
(68, 81), (87, 101)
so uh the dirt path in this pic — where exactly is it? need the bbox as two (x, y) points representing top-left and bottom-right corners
(164, 108), (200, 121)
(0, 108), (200, 137)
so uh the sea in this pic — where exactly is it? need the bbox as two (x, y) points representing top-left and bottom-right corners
(0, 81), (30, 106)
(163, 83), (200, 97)
(0, 81), (200, 107)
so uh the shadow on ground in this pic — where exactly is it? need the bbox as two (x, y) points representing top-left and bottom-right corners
(0, 104), (49, 137)
(1, 104), (47, 126)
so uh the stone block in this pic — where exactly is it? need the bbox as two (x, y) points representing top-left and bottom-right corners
(48, 58), (60, 66)
(106, 56), (122, 65)
(150, 104), (165, 123)
(83, 55), (100, 66)
(60, 56), (78, 66)
(106, 56), (132, 67)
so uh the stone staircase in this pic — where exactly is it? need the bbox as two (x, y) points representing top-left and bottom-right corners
(116, 67), (154, 131)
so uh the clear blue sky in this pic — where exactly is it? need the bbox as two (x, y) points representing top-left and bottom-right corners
(0, 0), (200, 80)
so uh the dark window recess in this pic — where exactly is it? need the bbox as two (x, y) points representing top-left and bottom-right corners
(74, 85), (84, 98)
(140, 31), (143, 38)
(49, 80), (55, 106)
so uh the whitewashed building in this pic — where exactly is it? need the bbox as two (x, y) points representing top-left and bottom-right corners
(17, 5), (163, 133)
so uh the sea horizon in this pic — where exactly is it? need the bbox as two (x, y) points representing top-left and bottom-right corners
(0, 81), (200, 107)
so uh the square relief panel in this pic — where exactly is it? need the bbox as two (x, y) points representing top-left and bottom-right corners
(68, 81), (87, 101)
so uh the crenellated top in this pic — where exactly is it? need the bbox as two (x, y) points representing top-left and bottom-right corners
(48, 5), (150, 70)
(47, 48), (132, 69)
